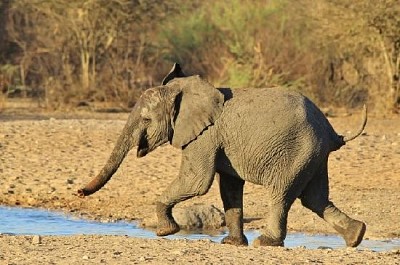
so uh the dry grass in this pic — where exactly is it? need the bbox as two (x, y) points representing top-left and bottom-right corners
(0, 0), (399, 113)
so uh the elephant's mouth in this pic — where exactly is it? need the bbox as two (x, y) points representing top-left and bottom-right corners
(137, 148), (148, 158)
(137, 135), (149, 158)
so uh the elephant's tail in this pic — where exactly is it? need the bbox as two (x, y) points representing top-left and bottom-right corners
(342, 104), (367, 143)
(331, 104), (367, 151)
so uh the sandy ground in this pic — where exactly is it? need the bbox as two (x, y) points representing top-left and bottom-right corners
(0, 108), (399, 264)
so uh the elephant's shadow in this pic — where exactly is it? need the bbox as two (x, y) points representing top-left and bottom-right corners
(243, 217), (262, 224)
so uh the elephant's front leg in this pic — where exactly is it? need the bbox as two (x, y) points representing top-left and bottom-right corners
(155, 200), (180, 236)
(156, 142), (217, 236)
(218, 173), (248, 246)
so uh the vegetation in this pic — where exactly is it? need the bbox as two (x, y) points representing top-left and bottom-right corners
(0, 0), (399, 112)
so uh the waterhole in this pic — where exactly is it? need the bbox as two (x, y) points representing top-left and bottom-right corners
(1, 206), (399, 252)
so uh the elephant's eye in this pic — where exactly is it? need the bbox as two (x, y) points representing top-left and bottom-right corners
(142, 117), (151, 124)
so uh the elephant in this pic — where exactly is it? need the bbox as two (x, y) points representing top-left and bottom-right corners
(78, 63), (367, 247)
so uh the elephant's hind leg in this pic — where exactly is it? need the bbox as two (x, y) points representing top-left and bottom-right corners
(319, 202), (366, 247)
(218, 173), (248, 246)
(300, 164), (366, 247)
(253, 197), (294, 247)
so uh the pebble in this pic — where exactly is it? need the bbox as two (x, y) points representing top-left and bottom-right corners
(391, 249), (400, 254)
(82, 255), (89, 260)
(32, 235), (42, 244)
(138, 256), (152, 261)
(172, 250), (187, 255)
(295, 245), (306, 249)
(317, 246), (333, 250)
(27, 197), (37, 205)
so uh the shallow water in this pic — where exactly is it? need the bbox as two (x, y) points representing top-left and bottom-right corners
(0, 206), (399, 252)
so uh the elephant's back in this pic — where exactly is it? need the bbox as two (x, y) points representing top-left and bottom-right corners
(215, 87), (340, 184)
(218, 87), (341, 146)
(218, 87), (317, 129)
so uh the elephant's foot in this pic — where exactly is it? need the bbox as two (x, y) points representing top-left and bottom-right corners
(221, 235), (248, 246)
(156, 220), (180, 236)
(156, 202), (180, 236)
(343, 220), (366, 247)
(253, 235), (284, 247)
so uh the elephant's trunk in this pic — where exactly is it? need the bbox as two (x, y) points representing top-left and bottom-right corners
(77, 112), (139, 197)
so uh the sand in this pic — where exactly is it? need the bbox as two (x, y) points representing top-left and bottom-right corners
(0, 109), (399, 264)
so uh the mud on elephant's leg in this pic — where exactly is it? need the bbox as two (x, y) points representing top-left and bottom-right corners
(319, 203), (366, 247)
(156, 202), (180, 236)
(300, 170), (366, 247)
(155, 176), (192, 236)
(156, 178), (216, 236)
(156, 147), (217, 236)
(218, 173), (248, 246)
(302, 198), (366, 247)
(253, 199), (293, 247)
(156, 173), (214, 236)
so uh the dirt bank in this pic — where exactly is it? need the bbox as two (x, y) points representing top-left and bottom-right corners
(1, 110), (399, 264)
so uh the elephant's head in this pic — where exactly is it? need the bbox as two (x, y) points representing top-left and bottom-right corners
(78, 64), (225, 197)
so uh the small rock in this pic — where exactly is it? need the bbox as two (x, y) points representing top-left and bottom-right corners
(27, 197), (37, 205)
(345, 247), (358, 252)
(173, 204), (225, 230)
(82, 255), (89, 260)
(67, 179), (74, 184)
(172, 250), (187, 255)
(295, 245), (306, 249)
(32, 235), (42, 244)
(390, 249), (400, 255)
(317, 246), (333, 250)
(53, 201), (63, 207)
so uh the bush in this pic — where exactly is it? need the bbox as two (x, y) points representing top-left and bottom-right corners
(160, 0), (312, 89)
(0, 0), (398, 112)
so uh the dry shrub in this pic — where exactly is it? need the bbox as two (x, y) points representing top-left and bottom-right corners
(0, 0), (398, 112)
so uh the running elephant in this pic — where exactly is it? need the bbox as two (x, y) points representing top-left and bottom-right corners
(78, 63), (367, 247)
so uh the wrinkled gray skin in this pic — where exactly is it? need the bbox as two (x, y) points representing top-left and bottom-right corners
(78, 64), (367, 247)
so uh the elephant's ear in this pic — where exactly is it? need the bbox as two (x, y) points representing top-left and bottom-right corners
(170, 75), (225, 148)
(162, 63), (186, 85)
